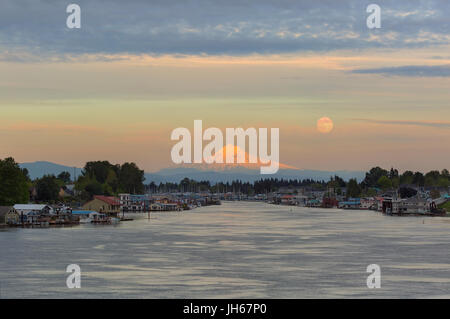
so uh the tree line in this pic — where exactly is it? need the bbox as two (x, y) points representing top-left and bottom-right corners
(146, 177), (328, 195)
(147, 167), (450, 198)
(75, 161), (145, 200)
(0, 158), (145, 205)
(0, 156), (448, 205)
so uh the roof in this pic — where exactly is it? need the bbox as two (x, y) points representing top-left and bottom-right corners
(93, 195), (120, 205)
(90, 212), (105, 216)
(340, 201), (360, 205)
(72, 210), (97, 215)
(13, 204), (49, 211)
(404, 198), (427, 204)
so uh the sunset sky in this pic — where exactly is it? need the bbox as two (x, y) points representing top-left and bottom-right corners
(0, 1), (449, 172)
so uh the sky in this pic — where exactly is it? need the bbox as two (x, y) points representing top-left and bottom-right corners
(0, 0), (449, 173)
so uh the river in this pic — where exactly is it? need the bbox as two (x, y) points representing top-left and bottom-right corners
(1, 201), (450, 298)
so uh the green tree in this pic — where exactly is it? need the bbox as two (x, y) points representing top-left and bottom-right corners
(391, 177), (400, 189)
(362, 167), (389, 188)
(377, 176), (392, 190)
(437, 176), (449, 188)
(83, 161), (117, 184)
(412, 172), (425, 186)
(180, 177), (190, 193)
(389, 167), (399, 179)
(36, 175), (60, 202)
(75, 161), (145, 196)
(57, 171), (72, 184)
(441, 169), (449, 178)
(400, 170), (414, 185)
(0, 157), (30, 205)
(366, 188), (377, 197)
(22, 168), (31, 181)
(425, 170), (440, 187)
(105, 169), (119, 193)
(84, 179), (103, 196)
(119, 162), (144, 194)
(346, 178), (361, 198)
(327, 176), (344, 196)
(75, 174), (101, 200)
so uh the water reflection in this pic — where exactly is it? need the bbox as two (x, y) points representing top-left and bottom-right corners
(1, 202), (449, 298)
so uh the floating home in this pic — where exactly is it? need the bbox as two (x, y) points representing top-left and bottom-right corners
(381, 197), (445, 216)
(82, 195), (120, 216)
(9, 204), (79, 226)
(72, 210), (119, 224)
(0, 206), (20, 226)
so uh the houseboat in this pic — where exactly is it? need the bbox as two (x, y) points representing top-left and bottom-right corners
(72, 210), (120, 224)
(0, 206), (20, 226)
(12, 204), (79, 226)
(338, 198), (361, 210)
(381, 198), (446, 216)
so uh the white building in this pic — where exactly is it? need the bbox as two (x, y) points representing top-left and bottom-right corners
(13, 204), (53, 215)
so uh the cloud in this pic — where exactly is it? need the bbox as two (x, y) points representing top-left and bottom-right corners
(1, 122), (104, 134)
(430, 56), (450, 60)
(350, 64), (450, 77)
(0, 51), (129, 63)
(1, 0), (450, 60)
(353, 119), (450, 129)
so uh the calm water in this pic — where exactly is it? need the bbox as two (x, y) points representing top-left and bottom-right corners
(1, 201), (450, 298)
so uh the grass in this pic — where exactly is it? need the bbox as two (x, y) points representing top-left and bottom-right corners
(438, 201), (450, 213)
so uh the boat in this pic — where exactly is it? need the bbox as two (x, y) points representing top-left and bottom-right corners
(72, 211), (120, 224)
(110, 217), (120, 224)
(79, 217), (92, 223)
(90, 212), (110, 223)
(382, 198), (447, 216)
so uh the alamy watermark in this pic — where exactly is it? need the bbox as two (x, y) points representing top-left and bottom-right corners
(366, 4), (381, 29)
(66, 264), (81, 288)
(65, 4), (380, 30)
(366, 264), (381, 288)
(170, 120), (280, 174)
(65, 4), (380, 31)
(66, 4), (81, 29)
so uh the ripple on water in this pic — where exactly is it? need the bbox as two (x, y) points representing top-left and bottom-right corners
(1, 201), (450, 298)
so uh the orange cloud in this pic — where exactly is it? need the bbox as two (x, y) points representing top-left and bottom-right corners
(4, 122), (103, 134)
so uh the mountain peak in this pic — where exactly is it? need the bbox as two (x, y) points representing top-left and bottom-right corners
(177, 144), (298, 171)
(18, 160), (366, 185)
(19, 161), (83, 180)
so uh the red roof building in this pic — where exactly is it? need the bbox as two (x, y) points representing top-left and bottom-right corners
(82, 195), (120, 215)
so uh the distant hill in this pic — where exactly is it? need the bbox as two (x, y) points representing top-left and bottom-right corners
(144, 166), (365, 184)
(19, 161), (365, 184)
(144, 145), (365, 183)
(19, 161), (83, 181)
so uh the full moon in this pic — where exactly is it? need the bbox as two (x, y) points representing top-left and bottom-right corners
(317, 117), (334, 133)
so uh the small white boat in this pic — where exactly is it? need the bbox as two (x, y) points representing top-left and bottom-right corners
(79, 217), (92, 224)
(109, 217), (120, 224)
